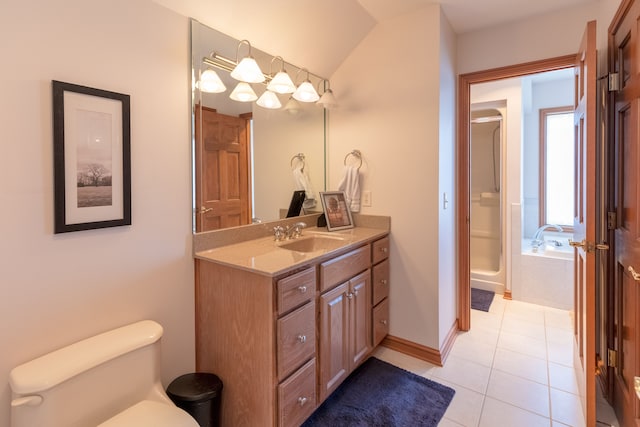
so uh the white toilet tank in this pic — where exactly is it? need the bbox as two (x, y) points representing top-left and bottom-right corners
(9, 320), (198, 427)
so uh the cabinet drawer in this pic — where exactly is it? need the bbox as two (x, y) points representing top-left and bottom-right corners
(372, 259), (390, 306)
(277, 267), (315, 315)
(372, 236), (390, 264)
(278, 358), (317, 427)
(277, 301), (316, 381)
(320, 245), (370, 292)
(373, 298), (389, 347)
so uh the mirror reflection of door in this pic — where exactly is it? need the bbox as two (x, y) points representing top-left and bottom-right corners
(195, 105), (252, 232)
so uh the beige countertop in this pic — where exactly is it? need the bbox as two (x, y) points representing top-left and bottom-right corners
(195, 226), (388, 277)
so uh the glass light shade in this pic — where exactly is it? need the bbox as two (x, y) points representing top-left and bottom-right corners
(267, 71), (296, 94)
(284, 97), (301, 115)
(293, 80), (320, 102)
(256, 90), (282, 109)
(229, 82), (257, 102)
(198, 69), (226, 93)
(317, 88), (337, 109)
(230, 57), (265, 83)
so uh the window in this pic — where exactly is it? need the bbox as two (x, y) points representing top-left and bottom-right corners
(540, 106), (574, 229)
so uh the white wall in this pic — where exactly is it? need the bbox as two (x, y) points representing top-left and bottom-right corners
(329, 4), (453, 350)
(0, 1), (193, 425)
(458, 0), (620, 76)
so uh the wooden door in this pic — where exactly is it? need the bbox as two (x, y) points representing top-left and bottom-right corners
(194, 105), (252, 232)
(319, 282), (349, 402)
(610, 0), (640, 424)
(570, 20), (598, 426)
(349, 270), (372, 369)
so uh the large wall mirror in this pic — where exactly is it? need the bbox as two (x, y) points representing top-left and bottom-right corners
(190, 19), (327, 233)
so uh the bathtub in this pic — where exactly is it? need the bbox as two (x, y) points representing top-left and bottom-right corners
(517, 236), (574, 310)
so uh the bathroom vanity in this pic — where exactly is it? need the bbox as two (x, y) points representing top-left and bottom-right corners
(194, 216), (390, 427)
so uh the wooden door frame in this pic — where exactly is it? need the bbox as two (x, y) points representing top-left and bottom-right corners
(457, 55), (576, 331)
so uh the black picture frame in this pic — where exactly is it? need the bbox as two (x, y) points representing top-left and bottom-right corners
(52, 81), (131, 233)
(319, 191), (354, 231)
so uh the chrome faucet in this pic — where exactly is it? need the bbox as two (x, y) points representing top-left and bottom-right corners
(284, 222), (307, 239)
(273, 226), (286, 241)
(531, 224), (564, 248)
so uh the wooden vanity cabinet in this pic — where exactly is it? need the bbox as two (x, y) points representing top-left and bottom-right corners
(371, 237), (390, 346)
(318, 248), (372, 402)
(195, 233), (389, 427)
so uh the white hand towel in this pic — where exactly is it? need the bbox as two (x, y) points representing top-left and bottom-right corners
(338, 165), (361, 212)
(292, 164), (316, 209)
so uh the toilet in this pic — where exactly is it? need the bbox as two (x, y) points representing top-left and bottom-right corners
(9, 320), (198, 427)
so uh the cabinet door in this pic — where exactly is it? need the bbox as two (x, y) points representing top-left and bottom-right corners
(319, 282), (349, 401)
(349, 270), (372, 369)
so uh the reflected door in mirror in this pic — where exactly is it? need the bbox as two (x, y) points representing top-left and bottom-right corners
(195, 105), (252, 231)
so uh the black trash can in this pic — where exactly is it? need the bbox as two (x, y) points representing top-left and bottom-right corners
(167, 372), (223, 427)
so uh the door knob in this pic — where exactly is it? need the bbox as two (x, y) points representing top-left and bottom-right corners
(199, 206), (213, 214)
(569, 239), (586, 248)
(629, 266), (640, 282)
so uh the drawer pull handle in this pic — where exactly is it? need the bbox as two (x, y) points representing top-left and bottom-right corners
(297, 335), (307, 343)
(380, 247), (388, 253)
(298, 397), (308, 406)
(298, 285), (307, 293)
(380, 319), (388, 325)
(380, 279), (388, 285)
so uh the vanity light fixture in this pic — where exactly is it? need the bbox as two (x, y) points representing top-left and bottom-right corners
(284, 96), (301, 115)
(230, 40), (265, 83)
(229, 82), (258, 102)
(316, 80), (338, 109)
(267, 56), (296, 94)
(256, 90), (282, 109)
(293, 69), (320, 102)
(198, 69), (226, 93)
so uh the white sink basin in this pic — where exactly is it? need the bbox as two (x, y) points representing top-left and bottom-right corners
(277, 235), (347, 253)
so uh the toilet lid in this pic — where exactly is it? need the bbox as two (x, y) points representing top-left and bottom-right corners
(97, 400), (199, 427)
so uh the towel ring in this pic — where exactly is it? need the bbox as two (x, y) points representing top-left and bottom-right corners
(343, 150), (362, 171)
(290, 153), (306, 171)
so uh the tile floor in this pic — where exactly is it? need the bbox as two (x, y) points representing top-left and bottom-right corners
(372, 296), (620, 427)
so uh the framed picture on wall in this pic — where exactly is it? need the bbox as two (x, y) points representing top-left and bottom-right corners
(52, 80), (131, 233)
(319, 191), (354, 231)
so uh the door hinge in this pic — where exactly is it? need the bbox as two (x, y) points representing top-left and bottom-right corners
(607, 211), (617, 230)
(609, 73), (620, 91)
(608, 348), (618, 368)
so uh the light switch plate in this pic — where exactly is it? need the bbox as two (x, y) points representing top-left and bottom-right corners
(362, 190), (372, 207)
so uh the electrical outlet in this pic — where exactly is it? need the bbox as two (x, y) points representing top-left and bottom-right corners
(362, 190), (372, 207)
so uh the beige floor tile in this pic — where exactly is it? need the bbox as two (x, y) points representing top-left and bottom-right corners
(501, 315), (547, 341)
(548, 362), (579, 395)
(438, 418), (466, 426)
(547, 339), (574, 367)
(550, 388), (585, 426)
(498, 330), (548, 360)
(431, 354), (492, 394)
(371, 346), (436, 378)
(479, 396), (550, 427)
(438, 378), (485, 427)
(450, 333), (496, 368)
(546, 326), (574, 345)
(486, 370), (550, 417)
(493, 347), (548, 385)
(545, 309), (573, 330)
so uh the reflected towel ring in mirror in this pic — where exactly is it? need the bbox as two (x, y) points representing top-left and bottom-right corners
(290, 153), (306, 172)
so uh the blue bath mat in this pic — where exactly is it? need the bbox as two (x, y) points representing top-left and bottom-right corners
(471, 288), (495, 312)
(302, 357), (455, 426)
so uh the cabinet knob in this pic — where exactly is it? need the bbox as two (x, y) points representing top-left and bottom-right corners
(380, 247), (388, 253)
(298, 397), (308, 406)
(298, 285), (307, 293)
(380, 320), (388, 325)
(353, 289), (359, 297)
(297, 334), (307, 343)
(380, 279), (388, 285)
(346, 292), (353, 299)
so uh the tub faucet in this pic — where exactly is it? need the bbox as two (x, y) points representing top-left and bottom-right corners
(532, 224), (564, 247)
